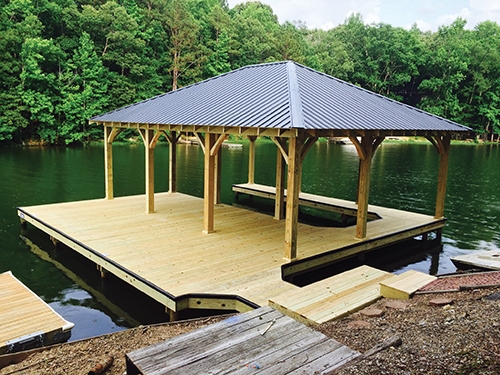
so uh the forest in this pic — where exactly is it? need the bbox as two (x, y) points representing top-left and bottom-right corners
(1, 0), (499, 145)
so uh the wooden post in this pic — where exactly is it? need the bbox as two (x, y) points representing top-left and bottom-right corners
(215, 150), (222, 205)
(284, 134), (303, 261)
(356, 136), (373, 239)
(145, 130), (155, 213)
(203, 133), (216, 233)
(275, 147), (286, 220)
(350, 135), (384, 240)
(104, 126), (114, 200)
(434, 135), (451, 219)
(248, 136), (256, 184)
(168, 131), (178, 193)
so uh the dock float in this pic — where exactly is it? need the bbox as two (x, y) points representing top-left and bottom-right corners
(126, 305), (360, 375)
(451, 250), (500, 271)
(0, 271), (74, 354)
(18, 192), (445, 319)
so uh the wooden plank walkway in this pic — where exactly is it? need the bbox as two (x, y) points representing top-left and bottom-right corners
(18, 192), (444, 315)
(126, 306), (360, 375)
(269, 266), (392, 325)
(233, 183), (380, 220)
(0, 271), (74, 355)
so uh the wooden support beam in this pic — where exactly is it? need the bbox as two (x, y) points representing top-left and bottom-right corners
(139, 129), (156, 214)
(355, 136), (373, 239)
(300, 137), (318, 161)
(215, 150), (222, 205)
(284, 134), (304, 261)
(298, 136), (318, 191)
(104, 126), (114, 200)
(194, 132), (205, 153)
(210, 134), (227, 157)
(275, 147), (286, 220)
(203, 133), (217, 233)
(352, 135), (384, 239)
(164, 131), (180, 193)
(433, 135), (451, 219)
(271, 136), (289, 165)
(248, 136), (257, 184)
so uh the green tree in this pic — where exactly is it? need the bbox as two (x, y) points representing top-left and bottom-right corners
(276, 21), (307, 64)
(304, 27), (353, 80)
(19, 37), (64, 143)
(0, 0), (43, 142)
(461, 21), (500, 140)
(229, 1), (280, 67)
(418, 19), (471, 121)
(59, 32), (108, 144)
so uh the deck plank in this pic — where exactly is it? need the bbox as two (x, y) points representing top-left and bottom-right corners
(126, 307), (360, 375)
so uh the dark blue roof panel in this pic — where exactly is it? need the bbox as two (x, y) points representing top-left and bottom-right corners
(91, 61), (469, 133)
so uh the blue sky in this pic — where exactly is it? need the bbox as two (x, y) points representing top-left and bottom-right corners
(227, 0), (500, 31)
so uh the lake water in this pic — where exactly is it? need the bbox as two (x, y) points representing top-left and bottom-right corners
(1, 141), (499, 340)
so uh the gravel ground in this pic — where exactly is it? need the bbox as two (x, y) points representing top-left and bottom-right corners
(1, 287), (499, 375)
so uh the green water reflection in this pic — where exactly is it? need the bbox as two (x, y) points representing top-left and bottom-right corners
(0, 142), (498, 339)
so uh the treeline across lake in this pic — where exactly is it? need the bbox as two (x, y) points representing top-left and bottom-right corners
(1, 0), (499, 145)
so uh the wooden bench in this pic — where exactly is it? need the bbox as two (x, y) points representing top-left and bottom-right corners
(232, 183), (380, 220)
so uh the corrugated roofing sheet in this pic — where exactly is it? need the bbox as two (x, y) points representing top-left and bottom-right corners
(91, 61), (469, 133)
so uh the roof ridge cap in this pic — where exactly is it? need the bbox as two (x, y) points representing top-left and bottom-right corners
(286, 61), (305, 129)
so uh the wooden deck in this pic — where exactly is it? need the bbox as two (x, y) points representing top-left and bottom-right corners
(18, 192), (445, 316)
(125, 306), (360, 375)
(0, 271), (73, 355)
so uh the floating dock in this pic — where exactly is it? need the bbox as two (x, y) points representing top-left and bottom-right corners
(0, 271), (73, 355)
(451, 250), (500, 271)
(18, 192), (444, 318)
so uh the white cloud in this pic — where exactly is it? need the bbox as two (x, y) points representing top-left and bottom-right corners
(226, 0), (500, 32)
(414, 19), (433, 31)
(364, 6), (381, 24)
(436, 7), (471, 28)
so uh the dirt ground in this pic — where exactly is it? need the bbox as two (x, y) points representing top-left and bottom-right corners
(1, 287), (499, 375)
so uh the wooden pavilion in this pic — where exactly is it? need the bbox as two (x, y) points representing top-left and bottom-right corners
(91, 61), (468, 262)
(19, 61), (470, 318)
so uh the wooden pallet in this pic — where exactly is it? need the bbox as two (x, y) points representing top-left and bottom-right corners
(379, 270), (437, 300)
(0, 271), (74, 355)
(126, 306), (360, 375)
(269, 265), (392, 325)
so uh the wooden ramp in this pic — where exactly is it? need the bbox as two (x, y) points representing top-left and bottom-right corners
(0, 271), (74, 355)
(451, 250), (500, 271)
(380, 270), (437, 300)
(269, 266), (392, 325)
(126, 306), (360, 375)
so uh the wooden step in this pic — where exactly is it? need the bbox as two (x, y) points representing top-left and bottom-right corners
(268, 265), (392, 325)
(379, 270), (436, 300)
